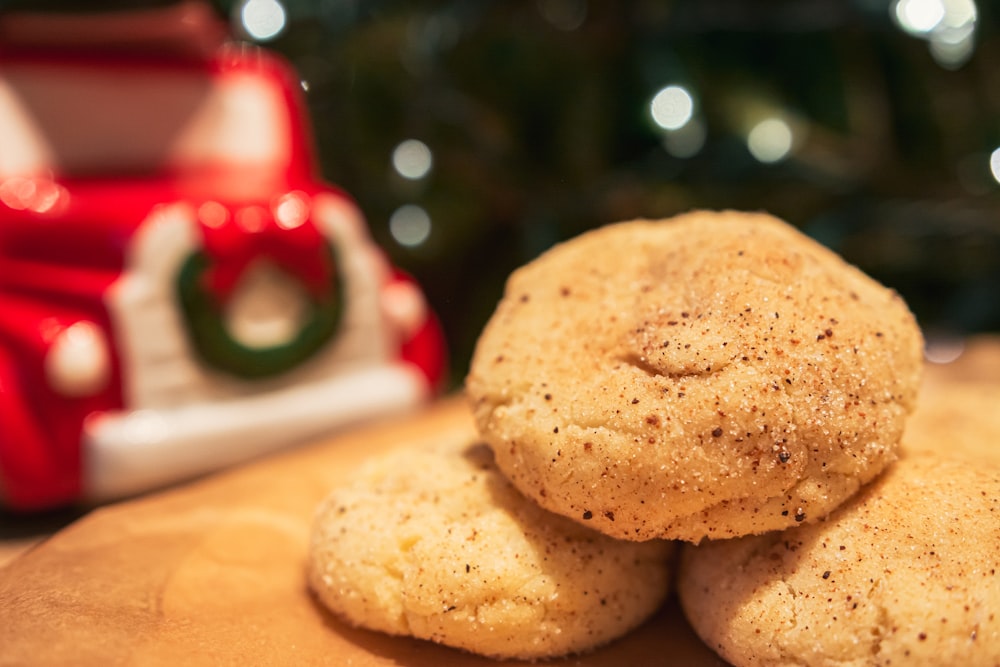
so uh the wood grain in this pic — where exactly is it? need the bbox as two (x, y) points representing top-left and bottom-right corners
(0, 397), (725, 667)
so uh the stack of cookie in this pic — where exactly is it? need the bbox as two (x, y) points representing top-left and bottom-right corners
(308, 211), (999, 665)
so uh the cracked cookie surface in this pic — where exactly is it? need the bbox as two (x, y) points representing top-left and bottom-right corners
(306, 438), (674, 660)
(677, 453), (1000, 667)
(466, 210), (923, 542)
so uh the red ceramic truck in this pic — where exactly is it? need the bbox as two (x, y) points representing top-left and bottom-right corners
(0, 5), (445, 510)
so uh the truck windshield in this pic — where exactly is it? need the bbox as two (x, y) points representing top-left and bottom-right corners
(0, 61), (291, 178)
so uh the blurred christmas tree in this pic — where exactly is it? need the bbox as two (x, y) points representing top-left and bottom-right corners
(5, 0), (999, 384)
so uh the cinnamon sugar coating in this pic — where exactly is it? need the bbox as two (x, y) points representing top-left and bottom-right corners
(307, 438), (674, 660)
(466, 210), (924, 542)
(677, 453), (1000, 667)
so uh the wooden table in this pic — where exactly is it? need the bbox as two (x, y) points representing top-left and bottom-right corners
(0, 396), (725, 666)
(1, 335), (997, 666)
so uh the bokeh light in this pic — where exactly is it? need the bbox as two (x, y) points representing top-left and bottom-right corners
(389, 204), (432, 247)
(0, 176), (69, 215)
(273, 191), (309, 230)
(650, 85), (694, 131)
(924, 335), (967, 364)
(747, 118), (794, 164)
(197, 200), (229, 229)
(989, 147), (1000, 185)
(392, 139), (434, 180)
(240, 0), (287, 42)
(894, 0), (946, 34)
(662, 118), (706, 159)
(892, 0), (978, 68)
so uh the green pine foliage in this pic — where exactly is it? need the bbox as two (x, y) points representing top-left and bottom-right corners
(6, 1), (998, 385)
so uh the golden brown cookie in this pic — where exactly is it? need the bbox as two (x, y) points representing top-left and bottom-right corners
(466, 210), (924, 542)
(677, 453), (1000, 667)
(307, 438), (675, 660)
(904, 379), (1000, 468)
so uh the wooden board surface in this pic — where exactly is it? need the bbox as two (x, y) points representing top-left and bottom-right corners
(3, 335), (997, 666)
(0, 397), (725, 667)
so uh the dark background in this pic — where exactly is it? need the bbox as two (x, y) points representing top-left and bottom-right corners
(7, 0), (1000, 388)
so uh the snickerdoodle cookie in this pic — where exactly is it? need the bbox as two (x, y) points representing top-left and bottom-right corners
(466, 210), (923, 542)
(676, 453), (1000, 667)
(903, 379), (1000, 468)
(307, 438), (674, 660)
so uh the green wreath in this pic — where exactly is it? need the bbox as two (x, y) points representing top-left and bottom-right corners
(176, 244), (344, 379)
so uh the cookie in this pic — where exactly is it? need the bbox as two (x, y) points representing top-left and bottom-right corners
(306, 438), (675, 660)
(466, 210), (924, 542)
(676, 453), (1000, 667)
(904, 379), (1000, 468)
